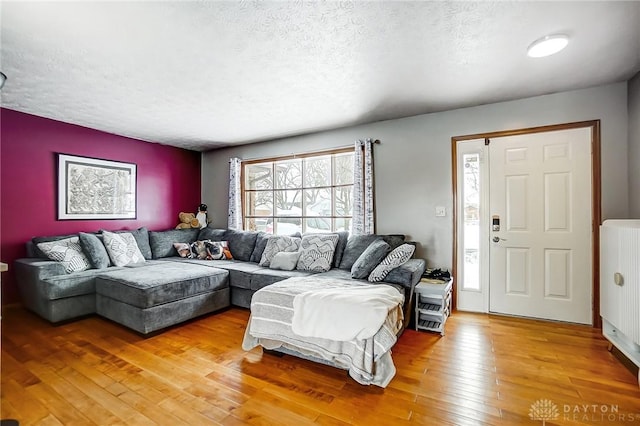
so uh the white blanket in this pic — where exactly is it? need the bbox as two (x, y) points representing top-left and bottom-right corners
(291, 283), (404, 341)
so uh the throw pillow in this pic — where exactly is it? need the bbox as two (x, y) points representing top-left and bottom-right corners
(270, 251), (301, 271)
(36, 237), (91, 273)
(368, 243), (415, 282)
(259, 236), (301, 267)
(189, 240), (233, 260)
(79, 232), (111, 269)
(351, 239), (390, 279)
(112, 227), (152, 260)
(212, 241), (233, 259)
(173, 242), (193, 258)
(102, 231), (146, 267)
(296, 233), (339, 272)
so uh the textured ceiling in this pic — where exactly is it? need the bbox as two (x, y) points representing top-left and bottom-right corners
(1, 1), (639, 151)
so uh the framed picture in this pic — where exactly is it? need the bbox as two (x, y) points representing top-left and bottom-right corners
(57, 154), (137, 220)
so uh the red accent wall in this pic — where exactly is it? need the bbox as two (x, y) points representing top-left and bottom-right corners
(0, 108), (202, 304)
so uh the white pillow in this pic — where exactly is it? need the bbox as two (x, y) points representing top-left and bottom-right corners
(368, 243), (415, 282)
(37, 237), (91, 273)
(102, 231), (146, 267)
(259, 236), (301, 267)
(270, 251), (301, 271)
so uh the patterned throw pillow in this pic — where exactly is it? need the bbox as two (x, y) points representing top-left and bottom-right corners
(259, 236), (301, 267)
(368, 243), (415, 282)
(296, 234), (339, 272)
(189, 240), (233, 260)
(102, 231), (146, 267)
(173, 242), (193, 258)
(36, 236), (91, 273)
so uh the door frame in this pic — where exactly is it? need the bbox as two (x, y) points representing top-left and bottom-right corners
(451, 120), (602, 327)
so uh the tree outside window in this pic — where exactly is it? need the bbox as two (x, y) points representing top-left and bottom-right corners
(244, 150), (354, 234)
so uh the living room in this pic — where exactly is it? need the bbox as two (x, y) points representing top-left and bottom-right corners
(2, 2), (640, 424)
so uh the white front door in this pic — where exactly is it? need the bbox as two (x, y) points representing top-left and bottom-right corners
(488, 127), (592, 324)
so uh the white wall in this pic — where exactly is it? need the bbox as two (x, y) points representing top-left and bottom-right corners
(629, 72), (640, 218)
(202, 82), (629, 270)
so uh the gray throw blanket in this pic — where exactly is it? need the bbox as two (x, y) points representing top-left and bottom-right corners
(242, 276), (403, 387)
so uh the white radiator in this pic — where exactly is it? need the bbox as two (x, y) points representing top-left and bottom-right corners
(600, 220), (640, 384)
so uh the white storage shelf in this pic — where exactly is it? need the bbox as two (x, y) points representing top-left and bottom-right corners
(415, 280), (453, 336)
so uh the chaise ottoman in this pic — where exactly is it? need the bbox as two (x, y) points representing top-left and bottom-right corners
(95, 262), (230, 334)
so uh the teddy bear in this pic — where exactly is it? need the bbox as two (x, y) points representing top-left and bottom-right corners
(175, 212), (200, 229)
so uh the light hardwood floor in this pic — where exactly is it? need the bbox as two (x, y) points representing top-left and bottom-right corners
(1, 306), (639, 425)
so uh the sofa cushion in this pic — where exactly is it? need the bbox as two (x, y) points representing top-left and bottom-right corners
(95, 262), (229, 308)
(338, 235), (378, 270)
(112, 227), (152, 260)
(102, 231), (146, 267)
(223, 229), (259, 262)
(332, 231), (349, 268)
(149, 228), (200, 259)
(368, 243), (415, 282)
(36, 237), (92, 273)
(198, 227), (226, 241)
(296, 234), (339, 272)
(259, 235), (301, 267)
(338, 234), (405, 270)
(351, 239), (390, 279)
(79, 232), (111, 269)
(249, 268), (314, 291)
(249, 232), (269, 263)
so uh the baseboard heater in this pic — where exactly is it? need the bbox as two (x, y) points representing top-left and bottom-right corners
(600, 219), (640, 386)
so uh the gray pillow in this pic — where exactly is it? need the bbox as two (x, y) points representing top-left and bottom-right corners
(149, 228), (200, 258)
(79, 232), (111, 269)
(351, 239), (390, 279)
(270, 251), (301, 271)
(338, 235), (380, 270)
(250, 232), (270, 263)
(339, 234), (405, 270)
(112, 227), (152, 260)
(368, 243), (415, 282)
(223, 229), (259, 262)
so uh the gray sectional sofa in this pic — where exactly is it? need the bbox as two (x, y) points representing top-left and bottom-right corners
(14, 226), (426, 334)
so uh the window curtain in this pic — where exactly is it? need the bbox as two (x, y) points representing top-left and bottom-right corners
(228, 157), (242, 230)
(352, 139), (375, 235)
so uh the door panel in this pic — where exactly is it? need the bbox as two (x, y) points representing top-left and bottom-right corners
(489, 127), (592, 324)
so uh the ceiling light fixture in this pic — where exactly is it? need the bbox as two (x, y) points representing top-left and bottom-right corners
(527, 34), (569, 58)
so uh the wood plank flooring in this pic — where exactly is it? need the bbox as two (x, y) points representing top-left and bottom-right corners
(1, 306), (639, 425)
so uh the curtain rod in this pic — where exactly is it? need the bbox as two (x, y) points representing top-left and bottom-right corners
(229, 139), (380, 163)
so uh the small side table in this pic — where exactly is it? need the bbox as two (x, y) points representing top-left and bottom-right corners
(414, 278), (453, 336)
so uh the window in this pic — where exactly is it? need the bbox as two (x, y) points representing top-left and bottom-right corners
(243, 149), (354, 234)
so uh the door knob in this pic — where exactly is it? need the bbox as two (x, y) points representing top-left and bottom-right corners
(492, 236), (507, 243)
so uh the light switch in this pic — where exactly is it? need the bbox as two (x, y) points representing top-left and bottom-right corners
(435, 206), (446, 217)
